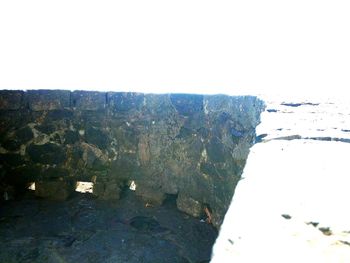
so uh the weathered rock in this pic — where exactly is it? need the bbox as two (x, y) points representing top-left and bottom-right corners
(2, 126), (34, 151)
(81, 142), (108, 170)
(71, 91), (106, 110)
(176, 193), (203, 218)
(26, 90), (70, 111)
(85, 126), (109, 149)
(35, 124), (56, 135)
(108, 92), (144, 112)
(135, 185), (166, 206)
(27, 143), (66, 164)
(0, 90), (264, 227)
(0, 153), (25, 167)
(170, 94), (204, 116)
(0, 90), (23, 110)
(35, 180), (74, 200)
(64, 130), (80, 144)
(45, 109), (73, 121)
(93, 181), (121, 200)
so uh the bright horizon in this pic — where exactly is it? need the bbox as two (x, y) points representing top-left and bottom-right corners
(0, 1), (349, 99)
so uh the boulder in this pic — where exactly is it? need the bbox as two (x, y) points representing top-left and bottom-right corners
(135, 185), (166, 206)
(35, 180), (74, 200)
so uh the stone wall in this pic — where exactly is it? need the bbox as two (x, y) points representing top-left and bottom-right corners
(0, 90), (264, 227)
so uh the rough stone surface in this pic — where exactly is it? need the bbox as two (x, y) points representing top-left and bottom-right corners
(0, 90), (23, 110)
(0, 90), (264, 227)
(35, 180), (75, 200)
(212, 96), (350, 262)
(2, 126), (34, 151)
(71, 90), (106, 110)
(135, 185), (166, 206)
(0, 191), (218, 263)
(27, 143), (66, 164)
(26, 90), (70, 111)
(93, 180), (122, 200)
(176, 193), (203, 218)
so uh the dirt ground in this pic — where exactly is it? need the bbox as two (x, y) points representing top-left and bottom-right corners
(0, 190), (217, 263)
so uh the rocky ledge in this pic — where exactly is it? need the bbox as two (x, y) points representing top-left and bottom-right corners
(211, 96), (350, 262)
(0, 90), (265, 228)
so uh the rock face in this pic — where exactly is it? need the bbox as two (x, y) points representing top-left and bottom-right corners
(0, 90), (264, 227)
(211, 97), (350, 261)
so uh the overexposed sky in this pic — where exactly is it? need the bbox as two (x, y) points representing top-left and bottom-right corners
(0, 0), (349, 97)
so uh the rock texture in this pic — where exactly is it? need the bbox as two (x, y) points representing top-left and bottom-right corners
(212, 96), (350, 262)
(256, 96), (350, 143)
(0, 90), (264, 227)
(0, 191), (218, 263)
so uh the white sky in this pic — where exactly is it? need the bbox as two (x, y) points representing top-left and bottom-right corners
(0, 0), (349, 98)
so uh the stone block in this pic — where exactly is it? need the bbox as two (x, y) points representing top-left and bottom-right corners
(45, 109), (73, 121)
(176, 193), (203, 218)
(93, 182), (121, 200)
(170, 94), (204, 116)
(2, 126), (34, 151)
(136, 185), (166, 206)
(0, 90), (23, 110)
(71, 91), (106, 110)
(85, 126), (109, 149)
(107, 92), (144, 112)
(26, 90), (70, 111)
(35, 180), (74, 200)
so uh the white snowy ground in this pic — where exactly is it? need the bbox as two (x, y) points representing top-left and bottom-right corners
(211, 97), (350, 262)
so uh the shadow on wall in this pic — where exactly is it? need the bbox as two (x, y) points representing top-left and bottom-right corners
(0, 90), (265, 228)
